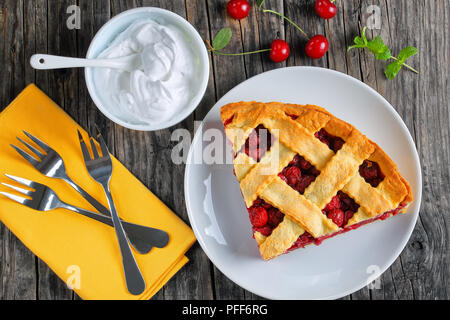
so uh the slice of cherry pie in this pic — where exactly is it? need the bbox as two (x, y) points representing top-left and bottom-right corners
(221, 102), (413, 260)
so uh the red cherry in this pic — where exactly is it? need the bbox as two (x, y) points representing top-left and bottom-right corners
(299, 157), (312, 170)
(315, 0), (337, 19)
(327, 208), (344, 227)
(268, 207), (284, 228)
(333, 138), (344, 152)
(253, 225), (272, 237)
(227, 0), (250, 20)
(248, 207), (268, 227)
(252, 198), (271, 209)
(270, 39), (290, 63)
(278, 173), (288, 183)
(285, 166), (302, 186)
(309, 167), (321, 176)
(359, 161), (379, 180)
(343, 210), (355, 226)
(295, 174), (315, 194)
(289, 154), (301, 166)
(305, 35), (329, 59)
(324, 195), (341, 212)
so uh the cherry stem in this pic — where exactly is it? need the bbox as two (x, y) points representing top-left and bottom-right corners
(390, 56), (419, 74)
(206, 39), (271, 56)
(205, 39), (214, 51)
(211, 48), (271, 56)
(263, 9), (309, 39)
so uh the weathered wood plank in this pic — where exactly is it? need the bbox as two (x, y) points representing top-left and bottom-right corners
(380, 0), (449, 300)
(36, 0), (78, 300)
(0, 0), (37, 300)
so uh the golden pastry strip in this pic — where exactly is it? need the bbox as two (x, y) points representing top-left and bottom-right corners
(239, 141), (296, 207)
(258, 217), (305, 260)
(260, 177), (339, 237)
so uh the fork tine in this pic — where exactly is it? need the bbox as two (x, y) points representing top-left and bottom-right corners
(5, 174), (35, 187)
(17, 137), (45, 159)
(0, 191), (28, 205)
(90, 138), (100, 159)
(95, 128), (110, 158)
(1, 182), (33, 196)
(11, 144), (40, 167)
(23, 131), (52, 153)
(77, 130), (92, 162)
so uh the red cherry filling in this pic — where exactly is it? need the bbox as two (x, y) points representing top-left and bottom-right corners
(286, 232), (315, 252)
(285, 202), (406, 253)
(359, 160), (385, 187)
(239, 124), (273, 162)
(322, 191), (360, 227)
(315, 128), (345, 153)
(268, 207), (285, 228)
(285, 113), (299, 120)
(278, 155), (320, 194)
(327, 209), (344, 226)
(223, 115), (234, 127)
(247, 198), (285, 237)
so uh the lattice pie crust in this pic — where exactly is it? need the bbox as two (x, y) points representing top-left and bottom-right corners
(221, 102), (413, 260)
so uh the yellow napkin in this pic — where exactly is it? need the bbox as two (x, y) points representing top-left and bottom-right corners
(0, 84), (196, 300)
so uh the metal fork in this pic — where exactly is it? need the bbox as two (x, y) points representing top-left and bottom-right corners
(11, 131), (159, 254)
(0, 175), (169, 249)
(78, 129), (146, 295)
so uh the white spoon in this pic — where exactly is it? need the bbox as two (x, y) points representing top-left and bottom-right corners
(30, 54), (142, 72)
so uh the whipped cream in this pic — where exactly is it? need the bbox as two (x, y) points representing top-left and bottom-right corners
(93, 19), (196, 125)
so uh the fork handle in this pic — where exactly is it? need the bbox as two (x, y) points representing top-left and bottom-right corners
(101, 182), (146, 296)
(62, 204), (169, 249)
(64, 177), (160, 254)
(65, 177), (110, 215)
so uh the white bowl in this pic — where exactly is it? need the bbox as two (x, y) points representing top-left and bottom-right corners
(85, 7), (209, 131)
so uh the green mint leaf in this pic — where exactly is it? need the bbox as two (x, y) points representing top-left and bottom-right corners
(256, 0), (265, 7)
(366, 36), (387, 54)
(361, 26), (368, 45)
(212, 28), (232, 51)
(385, 61), (402, 80)
(375, 47), (391, 60)
(353, 36), (365, 46)
(397, 46), (418, 63)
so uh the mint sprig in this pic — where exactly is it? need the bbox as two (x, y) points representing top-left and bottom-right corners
(348, 27), (418, 80)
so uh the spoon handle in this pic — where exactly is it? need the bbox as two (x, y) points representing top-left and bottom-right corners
(30, 54), (119, 70)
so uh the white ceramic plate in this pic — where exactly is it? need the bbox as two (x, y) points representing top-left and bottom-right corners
(184, 67), (421, 300)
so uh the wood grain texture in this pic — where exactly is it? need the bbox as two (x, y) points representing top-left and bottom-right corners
(0, 0), (448, 300)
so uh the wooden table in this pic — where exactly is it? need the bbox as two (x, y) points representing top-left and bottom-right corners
(0, 0), (448, 300)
